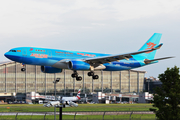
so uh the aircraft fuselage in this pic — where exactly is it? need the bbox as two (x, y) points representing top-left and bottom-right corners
(4, 47), (145, 71)
(5, 33), (171, 81)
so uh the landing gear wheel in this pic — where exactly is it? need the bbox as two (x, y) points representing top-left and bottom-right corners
(88, 72), (94, 76)
(21, 68), (26, 72)
(93, 75), (99, 79)
(71, 73), (78, 78)
(76, 76), (82, 81)
(71, 71), (78, 78)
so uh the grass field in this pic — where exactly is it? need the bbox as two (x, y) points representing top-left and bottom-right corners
(0, 104), (155, 112)
(0, 114), (156, 120)
(0, 104), (157, 120)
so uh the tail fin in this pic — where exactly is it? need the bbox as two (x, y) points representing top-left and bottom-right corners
(76, 89), (81, 100)
(138, 33), (162, 59)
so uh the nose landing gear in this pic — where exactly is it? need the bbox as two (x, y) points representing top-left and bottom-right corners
(21, 68), (26, 71)
(21, 63), (26, 72)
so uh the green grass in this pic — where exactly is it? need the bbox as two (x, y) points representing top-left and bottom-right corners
(0, 114), (156, 120)
(0, 104), (155, 112)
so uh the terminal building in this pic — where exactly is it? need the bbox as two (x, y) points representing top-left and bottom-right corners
(0, 61), (146, 96)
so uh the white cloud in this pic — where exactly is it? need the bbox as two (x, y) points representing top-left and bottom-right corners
(0, 0), (179, 78)
(0, 0), (180, 37)
(91, 23), (105, 26)
(113, 0), (180, 21)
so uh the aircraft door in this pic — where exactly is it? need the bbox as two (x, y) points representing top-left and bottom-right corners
(47, 50), (52, 58)
(22, 49), (27, 56)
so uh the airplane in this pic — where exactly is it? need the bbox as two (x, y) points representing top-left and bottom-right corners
(4, 33), (173, 81)
(43, 89), (81, 107)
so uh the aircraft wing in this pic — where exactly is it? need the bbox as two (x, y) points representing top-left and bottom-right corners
(84, 44), (162, 67)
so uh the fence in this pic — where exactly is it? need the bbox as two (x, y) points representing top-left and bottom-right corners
(0, 111), (157, 120)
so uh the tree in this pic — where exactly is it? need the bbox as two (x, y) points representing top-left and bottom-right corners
(150, 66), (180, 120)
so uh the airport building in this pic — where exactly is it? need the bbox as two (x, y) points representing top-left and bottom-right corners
(0, 61), (146, 95)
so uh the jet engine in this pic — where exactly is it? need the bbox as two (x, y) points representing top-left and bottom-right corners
(41, 66), (63, 73)
(68, 60), (90, 70)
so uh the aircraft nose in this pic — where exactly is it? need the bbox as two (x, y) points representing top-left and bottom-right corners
(4, 52), (10, 59)
(4, 52), (19, 61)
(4, 52), (23, 62)
(4, 52), (14, 60)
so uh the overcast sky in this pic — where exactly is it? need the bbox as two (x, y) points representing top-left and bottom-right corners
(0, 0), (179, 78)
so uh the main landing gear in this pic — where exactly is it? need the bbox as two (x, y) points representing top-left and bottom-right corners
(87, 71), (99, 79)
(71, 71), (82, 81)
(71, 71), (99, 81)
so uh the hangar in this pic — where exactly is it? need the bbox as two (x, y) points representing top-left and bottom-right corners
(0, 61), (146, 95)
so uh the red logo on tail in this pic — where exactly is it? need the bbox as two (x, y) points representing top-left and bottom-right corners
(145, 42), (156, 53)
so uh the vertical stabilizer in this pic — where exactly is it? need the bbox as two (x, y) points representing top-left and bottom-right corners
(76, 89), (81, 100)
(138, 33), (162, 59)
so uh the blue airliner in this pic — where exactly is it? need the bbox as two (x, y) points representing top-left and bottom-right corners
(4, 33), (173, 81)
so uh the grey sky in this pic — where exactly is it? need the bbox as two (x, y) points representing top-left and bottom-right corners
(0, 0), (179, 78)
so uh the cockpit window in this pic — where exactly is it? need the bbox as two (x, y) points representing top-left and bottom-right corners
(9, 50), (16, 52)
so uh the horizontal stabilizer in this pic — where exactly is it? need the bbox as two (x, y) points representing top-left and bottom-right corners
(144, 56), (174, 64)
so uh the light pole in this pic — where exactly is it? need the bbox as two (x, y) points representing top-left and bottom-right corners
(53, 78), (60, 120)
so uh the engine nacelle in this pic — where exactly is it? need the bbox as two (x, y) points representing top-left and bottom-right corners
(41, 66), (62, 73)
(68, 60), (90, 70)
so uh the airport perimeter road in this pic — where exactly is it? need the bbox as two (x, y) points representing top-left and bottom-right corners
(0, 111), (154, 116)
